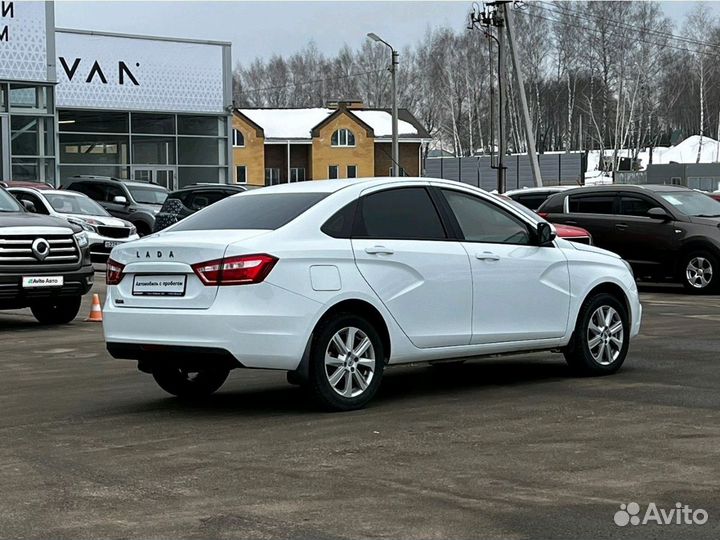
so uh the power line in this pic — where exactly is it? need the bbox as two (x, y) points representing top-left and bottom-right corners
(241, 68), (385, 94)
(517, 6), (720, 61)
(535, 0), (720, 52)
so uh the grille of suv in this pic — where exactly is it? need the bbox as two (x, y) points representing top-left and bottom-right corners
(97, 226), (131, 239)
(0, 234), (80, 265)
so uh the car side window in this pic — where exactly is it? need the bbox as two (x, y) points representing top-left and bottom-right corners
(619, 195), (655, 217)
(187, 190), (226, 211)
(105, 184), (125, 202)
(514, 193), (548, 211)
(568, 194), (616, 215)
(70, 183), (104, 202)
(15, 192), (49, 214)
(355, 187), (446, 240)
(441, 189), (531, 245)
(322, 200), (358, 239)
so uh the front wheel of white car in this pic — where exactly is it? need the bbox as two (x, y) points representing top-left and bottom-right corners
(308, 314), (385, 411)
(152, 366), (229, 399)
(564, 292), (629, 376)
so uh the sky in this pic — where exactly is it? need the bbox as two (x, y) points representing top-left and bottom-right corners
(54, 1), (720, 67)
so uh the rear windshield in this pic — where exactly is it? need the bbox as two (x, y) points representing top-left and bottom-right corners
(171, 192), (329, 231)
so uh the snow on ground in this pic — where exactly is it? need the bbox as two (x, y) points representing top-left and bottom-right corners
(586, 135), (720, 174)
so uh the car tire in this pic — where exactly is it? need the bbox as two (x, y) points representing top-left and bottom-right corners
(563, 292), (629, 376)
(31, 296), (82, 325)
(308, 313), (385, 411)
(680, 250), (718, 294)
(152, 366), (229, 399)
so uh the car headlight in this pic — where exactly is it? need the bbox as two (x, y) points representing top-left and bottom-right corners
(68, 217), (97, 233)
(74, 232), (89, 248)
(128, 223), (137, 235)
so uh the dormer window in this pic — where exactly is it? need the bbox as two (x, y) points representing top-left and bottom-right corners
(331, 128), (355, 147)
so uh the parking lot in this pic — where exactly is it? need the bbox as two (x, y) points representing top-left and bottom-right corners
(1, 273), (719, 539)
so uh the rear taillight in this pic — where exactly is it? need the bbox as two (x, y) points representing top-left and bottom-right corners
(192, 254), (278, 286)
(537, 211), (549, 219)
(106, 258), (125, 285)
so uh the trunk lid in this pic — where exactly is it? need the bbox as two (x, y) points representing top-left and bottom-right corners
(109, 229), (270, 309)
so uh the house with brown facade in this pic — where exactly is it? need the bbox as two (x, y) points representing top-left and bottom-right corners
(231, 102), (431, 186)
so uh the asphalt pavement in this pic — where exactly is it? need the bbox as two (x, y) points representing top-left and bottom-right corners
(1, 273), (718, 539)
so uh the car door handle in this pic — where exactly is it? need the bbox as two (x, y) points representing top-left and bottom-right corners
(615, 223), (628, 230)
(476, 251), (500, 261)
(364, 246), (394, 255)
(564, 220), (578, 225)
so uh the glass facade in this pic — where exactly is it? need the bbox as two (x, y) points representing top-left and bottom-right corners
(57, 110), (229, 189)
(0, 82), (56, 183)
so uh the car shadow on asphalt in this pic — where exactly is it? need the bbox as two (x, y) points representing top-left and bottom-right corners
(108, 357), (598, 417)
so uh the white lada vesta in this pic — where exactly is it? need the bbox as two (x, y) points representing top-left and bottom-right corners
(103, 178), (642, 411)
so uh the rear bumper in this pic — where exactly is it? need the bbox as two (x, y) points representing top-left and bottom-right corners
(0, 263), (94, 309)
(102, 282), (322, 370)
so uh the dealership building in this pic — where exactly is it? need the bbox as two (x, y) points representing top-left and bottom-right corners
(1, 1), (233, 189)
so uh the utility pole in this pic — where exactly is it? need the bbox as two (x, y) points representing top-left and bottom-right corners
(504, 3), (542, 187)
(470, 2), (506, 192)
(367, 33), (400, 177)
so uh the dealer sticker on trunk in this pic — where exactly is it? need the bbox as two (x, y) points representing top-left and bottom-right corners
(22, 276), (64, 288)
(132, 275), (187, 297)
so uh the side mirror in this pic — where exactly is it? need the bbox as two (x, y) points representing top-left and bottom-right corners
(21, 200), (37, 213)
(537, 222), (556, 246)
(647, 207), (671, 221)
(113, 195), (128, 205)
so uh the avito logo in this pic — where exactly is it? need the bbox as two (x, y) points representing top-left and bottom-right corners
(614, 502), (708, 526)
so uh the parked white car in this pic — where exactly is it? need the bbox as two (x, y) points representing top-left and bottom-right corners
(103, 178), (641, 410)
(9, 188), (139, 262)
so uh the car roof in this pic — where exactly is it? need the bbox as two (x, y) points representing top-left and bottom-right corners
(245, 177), (475, 196)
(171, 184), (246, 194)
(67, 176), (165, 189)
(505, 186), (576, 195)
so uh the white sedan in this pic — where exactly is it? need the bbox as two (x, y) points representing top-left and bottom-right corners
(9, 187), (139, 261)
(103, 178), (641, 411)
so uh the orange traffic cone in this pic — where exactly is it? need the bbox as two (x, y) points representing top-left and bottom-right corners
(85, 293), (103, 322)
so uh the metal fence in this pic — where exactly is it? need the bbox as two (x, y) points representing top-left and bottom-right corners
(424, 152), (585, 190)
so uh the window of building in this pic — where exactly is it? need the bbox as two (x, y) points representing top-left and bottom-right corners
(347, 165), (357, 178)
(388, 166), (407, 177)
(331, 128), (355, 147)
(131, 113), (175, 135)
(356, 187), (446, 240)
(265, 168), (280, 185)
(233, 129), (245, 147)
(328, 165), (339, 179)
(236, 165), (247, 184)
(290, 167), (306, 182)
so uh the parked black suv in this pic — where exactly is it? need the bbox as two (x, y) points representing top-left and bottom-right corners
(63, 176), (168, 236)
(153, 183), (247, 232)
(0, 187), (93, 324)
(538, 184), (720, 293)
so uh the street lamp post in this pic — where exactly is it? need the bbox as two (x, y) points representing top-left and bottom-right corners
(367, 32), (399, 177)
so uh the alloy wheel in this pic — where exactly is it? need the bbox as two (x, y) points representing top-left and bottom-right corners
(586, 306), (624, 366)
(324, 326), (376, 398)
(686, 257), (713, 289)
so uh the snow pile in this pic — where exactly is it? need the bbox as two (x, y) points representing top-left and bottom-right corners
(657, 135), (720, 164)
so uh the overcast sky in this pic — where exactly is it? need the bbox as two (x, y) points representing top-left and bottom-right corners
(54, 1), (720, 66)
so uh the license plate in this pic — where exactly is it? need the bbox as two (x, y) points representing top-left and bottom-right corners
(22, 276), (64, 288)
(104, 240), (122, 249)
(132, 275), (186, 297)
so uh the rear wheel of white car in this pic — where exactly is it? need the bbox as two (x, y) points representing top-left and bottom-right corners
(681, 250), (718, 294)
(308, 314), (385, 411)
(564, 292), (629, 376)
(31, 296), (81, 325)
(152, 366), (229, 399)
